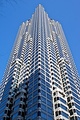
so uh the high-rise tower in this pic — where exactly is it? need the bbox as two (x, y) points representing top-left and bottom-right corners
(0, 4), (80, 120)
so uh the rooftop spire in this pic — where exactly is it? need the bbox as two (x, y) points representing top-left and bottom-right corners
(37, 4), (44, 11)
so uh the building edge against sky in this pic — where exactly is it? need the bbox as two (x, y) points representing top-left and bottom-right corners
(0, 4), (80, 120)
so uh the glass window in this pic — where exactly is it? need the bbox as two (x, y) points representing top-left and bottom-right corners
(33, 90), (38, 97)
(32, 112), (37, 119)
(41, 104), (46, 111)
(27, 99), (33, 106)
(0, 112), (4, 117)
(60, 104), (67, 111)
(47, 115), (53, 120)
(28, 93), (33, 99)
(41, 96), (46, 103)
(47, 93), (52, 100)
(41, 78), (45, 84)
(0, 105), (6, 111)
(12, 113), (18, 120)
(34, 84), (38, 90)
(71, 87), (77, 93)
(33, 97), (38, 103)
(47, 87), (51, 93)
(41, 84), (45, 90)
(74, 97), (80, 104)
(75, 104), (80, 110)
(46, 82), (50, 87)
(60, 97), (66, 104)
(72, 92), (78, 99)
(47, 107), (52, 114)
(15, 98), (20, 105)
(46, 77), (51, 82)
(41, 90), (46, 96)
(61, 111), (69, 118)
(14, 105), (19, 111)
(47, 100), (52, 107)
(27, 104), (37, 114)
(41, 112), (47, 119)
(77, 110), (80, 116)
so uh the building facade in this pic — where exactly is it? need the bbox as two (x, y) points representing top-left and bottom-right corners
(0, 4), (80, 120)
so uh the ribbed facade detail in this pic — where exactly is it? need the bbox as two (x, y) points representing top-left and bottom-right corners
(0, 4), (80, 120)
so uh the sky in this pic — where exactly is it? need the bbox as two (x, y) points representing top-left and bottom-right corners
(0, 0), (80, 82)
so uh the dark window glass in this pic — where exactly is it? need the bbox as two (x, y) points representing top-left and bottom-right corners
(61, 111), (69, 118)
(41, 112), (47, 119)
(41, 96), (46, 103)
(41, 104), (46, 111)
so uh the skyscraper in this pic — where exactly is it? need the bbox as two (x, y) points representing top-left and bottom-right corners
(0, 4), (80, 120)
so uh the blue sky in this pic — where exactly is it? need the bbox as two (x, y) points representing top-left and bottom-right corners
(0, 0), (80, 82)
